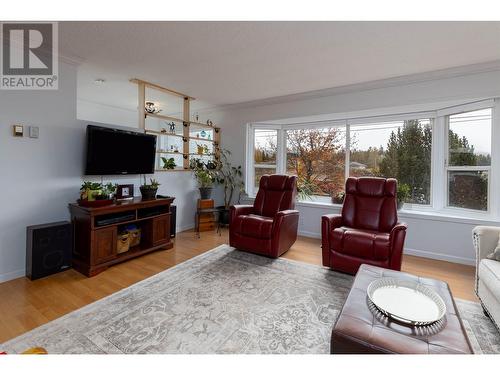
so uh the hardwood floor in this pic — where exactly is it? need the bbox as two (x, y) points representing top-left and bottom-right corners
(0, 228), (476, 343)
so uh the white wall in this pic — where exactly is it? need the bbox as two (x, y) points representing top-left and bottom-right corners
(78, 99), (138, 129)
(197, 67), (500, 265)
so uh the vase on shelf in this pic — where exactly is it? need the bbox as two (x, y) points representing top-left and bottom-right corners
(199, 187), (212, 199)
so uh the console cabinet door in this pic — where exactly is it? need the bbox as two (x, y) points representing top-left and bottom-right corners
(152, 215), (170, 245)
(92, 227), (117, 264)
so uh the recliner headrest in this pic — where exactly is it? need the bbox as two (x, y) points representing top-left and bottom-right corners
(345, 177), (396, 197)
(259, 175), (297, 191)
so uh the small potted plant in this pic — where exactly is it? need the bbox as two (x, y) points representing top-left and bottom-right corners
(140, 177), (160, 200)
(80, 181), (103, 201)
(397, 183), (411, 210)
(161, 157), (176, 170)
(190, 159), (215, 199)
(101, 183), (118, 199)
(297, 178), (314, 201)
(331, 191), (345, 204)
(213, 149), (244, 224)
(79, 181), (115, 207)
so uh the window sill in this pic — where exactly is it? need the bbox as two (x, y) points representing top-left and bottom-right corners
(242, 196), (500, 225)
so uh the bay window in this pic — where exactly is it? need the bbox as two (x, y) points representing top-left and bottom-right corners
(247, 99), (497, 217)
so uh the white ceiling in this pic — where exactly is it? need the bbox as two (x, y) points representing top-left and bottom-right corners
(59, 21), (500, 111)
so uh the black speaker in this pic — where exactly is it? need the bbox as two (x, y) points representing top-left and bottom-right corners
(26, 221), (72, 280)
(170, 205), (176, 238)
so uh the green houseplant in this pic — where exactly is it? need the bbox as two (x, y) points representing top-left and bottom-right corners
(331, 191), (345, 204)
(100, 183), (118, 199)
(80, 181), (102, 201)
(140, 177), (160, 200)
(296, 178), (315, 201)
(161, 157), (176, 170)
(213, 149), (244, 224)
(397, 183), (411, 210)
(190, 158), (216, 199)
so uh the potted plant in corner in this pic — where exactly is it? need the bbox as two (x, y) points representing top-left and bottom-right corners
(213, 149), (244, 225)
(297, 178), (314, 201)
(331, 191), (345, 204)
(190, 158), (216, 199)
(140, 177), (160, 200)
(397, 183), (410, 210)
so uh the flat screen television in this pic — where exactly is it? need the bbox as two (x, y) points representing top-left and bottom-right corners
(85, 125), (157, 175)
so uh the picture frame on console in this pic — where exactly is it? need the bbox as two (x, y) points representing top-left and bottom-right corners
(116, 184), (134, 200)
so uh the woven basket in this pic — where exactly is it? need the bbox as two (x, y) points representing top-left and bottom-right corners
(128, 228), (141, 247)
(117, 233), (130, 254)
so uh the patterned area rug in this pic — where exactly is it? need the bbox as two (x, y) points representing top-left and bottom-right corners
(1, 245), (499, 354)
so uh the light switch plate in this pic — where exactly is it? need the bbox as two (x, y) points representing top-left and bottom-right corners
(13, 125), (23, 137)
(29, 126), (39, 138)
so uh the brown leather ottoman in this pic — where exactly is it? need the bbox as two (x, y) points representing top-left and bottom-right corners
(331, 264), (473, 354)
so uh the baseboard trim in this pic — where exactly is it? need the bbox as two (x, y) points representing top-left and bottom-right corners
(177, 224), (195, 233)
(298, 230), (321, 239)
(298, 230), (475, 266)
(404, 247), (475, 266)
(0, 269), (25, 284)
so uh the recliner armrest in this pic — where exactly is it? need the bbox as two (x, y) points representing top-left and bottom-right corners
(390, 222), (407, 247)
(321, 214), (343, 231)
(230, 205), (254, 226)
(275, 209), (299, 218)
(230, 205), (254, 217)
(273, 209), (299, 227)
(390, 222), (407, 236)
(321, 214), (343, 266)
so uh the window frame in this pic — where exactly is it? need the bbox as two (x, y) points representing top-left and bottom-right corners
(444, 107), (493, 213)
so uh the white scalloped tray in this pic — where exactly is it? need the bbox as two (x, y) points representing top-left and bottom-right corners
(367, 277), (446, 326)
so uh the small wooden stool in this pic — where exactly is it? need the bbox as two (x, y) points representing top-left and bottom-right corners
(195, 199), (219, 237)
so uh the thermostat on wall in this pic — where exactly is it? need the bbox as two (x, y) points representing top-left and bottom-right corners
(13, 125), (23, 137)
(29, 126), (39, 138)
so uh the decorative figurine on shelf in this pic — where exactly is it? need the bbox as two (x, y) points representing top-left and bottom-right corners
(196, 143), (209, 155)
(170, 145), (175, 152)
(169, 122), (176, 134)
(206, 119), (213, 127)
(208, 134), (212, 140)
(200, 130), (207, 138)
(161, 157), (176, 170)
(145, 101), (161, 114)
(193, 112), (199, 122)
(174, 145), (179, 153)
(160, 128), (167, 134)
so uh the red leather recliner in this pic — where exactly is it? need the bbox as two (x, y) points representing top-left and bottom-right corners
(322, 177), (407, 275)
(230, 175), (299, 258)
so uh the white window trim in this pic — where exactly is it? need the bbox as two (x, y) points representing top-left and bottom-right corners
(246, 98), (500, 220)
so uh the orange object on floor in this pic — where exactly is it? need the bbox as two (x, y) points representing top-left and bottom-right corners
(22, 347), (48, 354)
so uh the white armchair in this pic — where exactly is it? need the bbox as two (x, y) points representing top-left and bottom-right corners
(472, 226), (500, 331)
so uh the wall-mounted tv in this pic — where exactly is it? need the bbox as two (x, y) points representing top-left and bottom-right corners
(85, 125), (157, 175)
